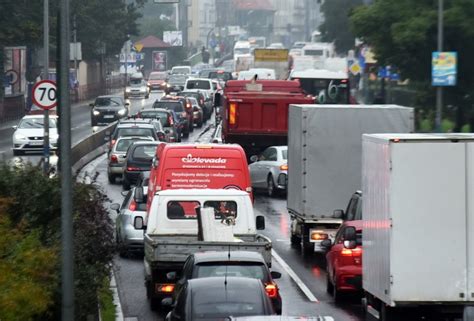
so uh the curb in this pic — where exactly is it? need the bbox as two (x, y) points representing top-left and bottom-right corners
(111, 271), (124, 321)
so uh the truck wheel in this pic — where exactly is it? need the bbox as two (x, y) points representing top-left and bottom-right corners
(150, 297), (160, 311)
(290, 234), (301, 247)
(380, 304), (396, 321)
(267, 175), (276, 197)
(326, 274), (334, 294)
(302, 239), (313, 255)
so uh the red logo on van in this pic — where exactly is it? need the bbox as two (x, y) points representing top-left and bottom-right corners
(181, 154), (227, 164)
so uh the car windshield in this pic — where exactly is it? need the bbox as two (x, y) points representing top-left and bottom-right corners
(153, 101), (183, 112)
(129, 78), (143, 86)
(140, 111), (170, 126)
(148, 73), (166, 80)
(95, 97), (122, 107)
(115, 138), (149, 152)
(116, 128), (155, 139)
(186, 80), (211, 90)
(195, 263), (266, 280)
(209, 72), (232, 81)
(132, 145), (157, 161)
(18, 118), (57, 129)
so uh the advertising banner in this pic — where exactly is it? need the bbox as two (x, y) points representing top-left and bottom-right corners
(153, 51), (167, 71)
(432, 51), (457, 86)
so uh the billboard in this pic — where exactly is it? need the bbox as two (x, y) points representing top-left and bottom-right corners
(153, 51), (167, 71)
(254, 49), (289, 62)
(164, 31), (183, 46)
(432, 51), (457, 87)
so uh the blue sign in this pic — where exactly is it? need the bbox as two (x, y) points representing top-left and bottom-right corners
(432, 52), (457, 86)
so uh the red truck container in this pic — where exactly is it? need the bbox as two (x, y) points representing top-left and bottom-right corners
(221, 80), (314, 156)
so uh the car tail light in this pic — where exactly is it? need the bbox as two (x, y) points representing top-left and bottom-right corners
(168, 115), (174, 125)
(311, 231), (328, 241)
(186, 102), (192, 109)
(229, 103), (237, 125)
(280, 164), (288, 170)
(341, 247), (362, 257)
(265, 283), (279, 298)
(110, 154), (118, 163)
(110, 139), (116, 148)
(181, 112), (187, 118)
(127, 166), (141, 171)
(158, 132), (166, 141)
(200, 99), (204, 105)
(156, 284), (175, 293)
(129, 199), (137, 211)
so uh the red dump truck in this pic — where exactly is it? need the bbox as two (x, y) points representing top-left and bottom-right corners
(219, 80), (314, 156)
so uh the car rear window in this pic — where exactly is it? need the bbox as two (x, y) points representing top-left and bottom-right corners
(139, 111), (170, 126)
(195, 263), (266, 280)
(186, 80), (211, 90)
(116, 138), (148, 152)
(132, 145), (157, 161)
(192, 293), (264, 318)
(116, 128), (155, 139)
(153, 101), (184, 112)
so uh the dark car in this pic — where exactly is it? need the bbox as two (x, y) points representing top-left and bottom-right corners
(108, 119), (159, 149)
(122, 141), (161, 190)
(164, 277), (275, 321)
(179, 91), (212, 121)
(167, 251), (282, 314)
(334, 190), (362, 222)
(153, 98), (192, 138)
(90, 95), (129, 126)
(137, 108), (180, 142)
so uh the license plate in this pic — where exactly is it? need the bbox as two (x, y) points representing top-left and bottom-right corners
(30, 141), (43, 146)
(104, 115), (114, 119)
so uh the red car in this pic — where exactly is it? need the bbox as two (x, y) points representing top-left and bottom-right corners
(322, 220), (362, 302)
(147, 71), (167, 91)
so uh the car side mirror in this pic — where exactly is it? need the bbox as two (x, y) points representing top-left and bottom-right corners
(320, 239), (332, 249)
(110, 203), (120, 212)
(12, 125), (17, 130)
(270, 271), (282, 279)
(134, 186), (144, 203)
(333, 209), (344, 219)
(125, 102), (130, 107)
(121, 191), (129, 197)
(344, 226), (356, 241)
(250, 155), (258, 163)
(89, 103), (94, 107)
(134, 216), (145, 230)
(256, 215), (265, 230)
(166, 271), (177, 281)
(343, 240), (357, 249)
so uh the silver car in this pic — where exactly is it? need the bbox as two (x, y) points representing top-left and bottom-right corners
(111, 186), (148, 255)
(107, 136), (154, 184)
(248, 146), (288, 197)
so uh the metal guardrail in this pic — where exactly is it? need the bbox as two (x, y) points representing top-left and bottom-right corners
(211, 121), (223, 144)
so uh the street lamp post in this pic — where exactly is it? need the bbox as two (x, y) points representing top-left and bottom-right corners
(43, 0), (50, 174)
(435, 0), (444, 132)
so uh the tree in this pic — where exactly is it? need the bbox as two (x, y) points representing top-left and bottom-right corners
(319, 0), (364, 54)
(350, 0), (474, 129)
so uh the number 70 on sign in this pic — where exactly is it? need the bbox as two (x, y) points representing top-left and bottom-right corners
(32, 80), (57, 110)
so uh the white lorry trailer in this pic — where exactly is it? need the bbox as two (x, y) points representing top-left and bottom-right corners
(362, 134), (474, 321)
(287, 105), (414, 254)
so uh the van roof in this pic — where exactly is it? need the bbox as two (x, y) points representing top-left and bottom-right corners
(162, 143), (245, 151)
(290, 69), (348, 79)
(156, 189), (249, 196)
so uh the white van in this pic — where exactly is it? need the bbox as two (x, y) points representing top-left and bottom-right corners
(233, 41), (251, 58)
(237, 68), (276, 80)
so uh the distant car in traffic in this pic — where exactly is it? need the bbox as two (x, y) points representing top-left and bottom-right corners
(148, 71), (168, 91)
(110, 186), (148, 255)
(167, 251), (282, 314)
(188, 97), (203, 128)
(107, 136), (154, 183)
(137, 108), (180, 142)
(12, 114), (58, 156)
(322, 221), (363, 302)
(248, 146), (288, 197)
(179, 91), (212, 121)
(164, 277), (275, 321)
(122, 141), (161, 190)
(152, 98), (192, 138)
(125, 73), (150, 99)
(108, 118), (160, 150)
(90, 95), (129, 126)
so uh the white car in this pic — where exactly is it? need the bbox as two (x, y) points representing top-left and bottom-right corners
(248, 146), (288, 197)
(12, 114), (58, 156)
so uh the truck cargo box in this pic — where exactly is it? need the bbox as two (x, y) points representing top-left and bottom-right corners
(362, 134), (474, 305)
(287, 105), (414, 219)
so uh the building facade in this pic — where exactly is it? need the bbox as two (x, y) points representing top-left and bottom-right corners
(187, 0), (217, 48)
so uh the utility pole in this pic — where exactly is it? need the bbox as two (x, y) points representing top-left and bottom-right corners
(43, 0), (50, 174)
(59, 0), (74, 319)
(73, 15), (78, 80)
(435, 0), (444, 132)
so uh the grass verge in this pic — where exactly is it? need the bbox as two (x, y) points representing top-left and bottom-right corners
(99, 275), (116, 321)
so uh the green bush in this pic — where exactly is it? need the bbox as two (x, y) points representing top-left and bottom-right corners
(0, 163), (116, 320)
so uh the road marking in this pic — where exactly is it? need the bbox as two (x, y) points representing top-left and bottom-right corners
(271, 249), (319, 302)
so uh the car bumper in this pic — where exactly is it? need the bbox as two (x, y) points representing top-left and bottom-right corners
(13, 140), (58, 151)
(335, 267), (362, 291)
(108, 164), (124, 174)
(277, 173), (287, 190)
(123, 171), (145, 185)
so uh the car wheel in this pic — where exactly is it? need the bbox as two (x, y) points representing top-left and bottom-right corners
(326, 273), (334, 294)
(91, 120), (97, 127)
(332, 275), (343, 303)
(122, 177), (131, 191)
(116, 234), (127, 258)
(267, 175), (275, 197)
(189, 123), (194, 132)
(108, 173), (116, 184)
(197, 120), (203, 128)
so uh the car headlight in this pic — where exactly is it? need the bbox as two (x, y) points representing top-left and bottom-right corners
(117, 108), (127, 116)
(93, 110), (100, 116)
(140, 87), (147, 92)
(14, 133), (27, 140)
(125, 88), (131, 93)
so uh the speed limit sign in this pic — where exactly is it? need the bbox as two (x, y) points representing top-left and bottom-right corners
(32, 80), (57, 110)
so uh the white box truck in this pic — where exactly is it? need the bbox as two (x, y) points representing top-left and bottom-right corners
(362, 134), (474, 321)
(287, 105), (414, 254)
